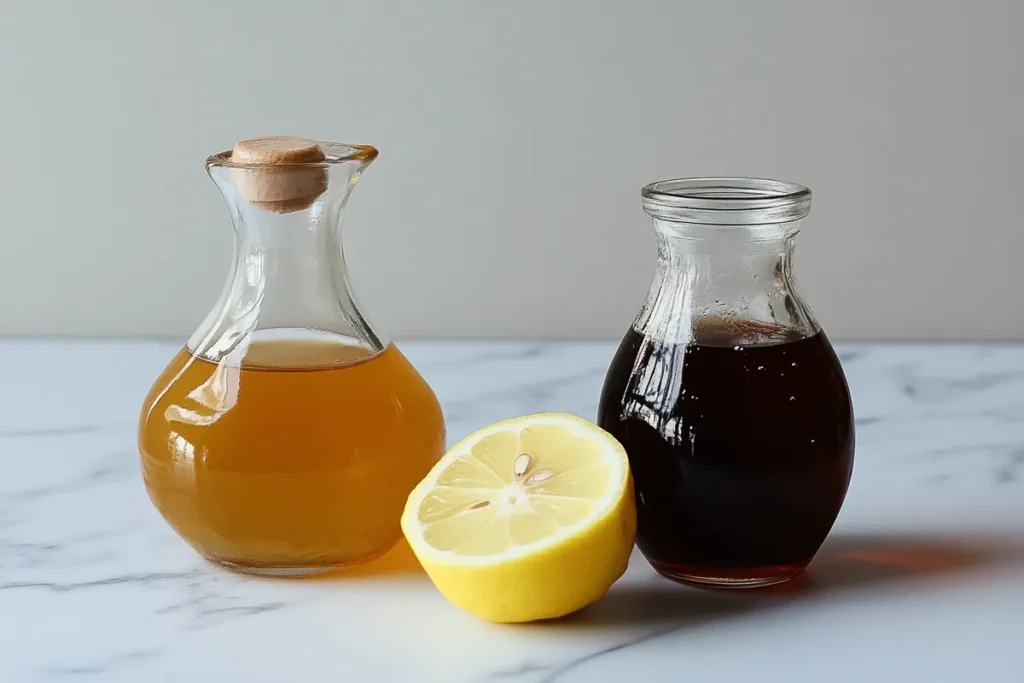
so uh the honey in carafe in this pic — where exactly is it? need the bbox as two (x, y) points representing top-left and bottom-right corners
(138, 137), (446, 575)
(140, 337), (444, 573)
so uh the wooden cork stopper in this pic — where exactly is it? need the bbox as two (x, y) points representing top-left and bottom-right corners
(230, 136), (328, 213)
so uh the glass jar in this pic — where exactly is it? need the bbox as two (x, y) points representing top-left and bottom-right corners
(138, 137), (446, 576)
(597, 177), (854, 588)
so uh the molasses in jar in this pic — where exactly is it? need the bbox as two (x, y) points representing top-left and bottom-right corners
(598, 178), (854, 588)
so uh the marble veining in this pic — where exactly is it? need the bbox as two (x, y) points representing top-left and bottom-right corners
(1, 340), (1023, 682)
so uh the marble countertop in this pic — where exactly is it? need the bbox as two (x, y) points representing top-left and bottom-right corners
(2, 340), (1023, 682)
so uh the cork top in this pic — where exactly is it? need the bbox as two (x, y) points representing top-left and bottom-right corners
(231, 136), (327, 167)
(206, 136), (379, 214)
(225, 136), (328, 214)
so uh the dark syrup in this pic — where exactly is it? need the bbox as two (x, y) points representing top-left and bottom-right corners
(598, 321), (854, 587)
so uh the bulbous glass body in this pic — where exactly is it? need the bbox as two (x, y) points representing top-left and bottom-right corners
(598, 178), (854, 588)
(138, 140), (445, 575)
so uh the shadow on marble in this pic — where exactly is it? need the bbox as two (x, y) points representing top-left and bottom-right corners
(796, 532), (1024, 593)
(568, 581), (763, 629)
(541, 532), (1024, 630)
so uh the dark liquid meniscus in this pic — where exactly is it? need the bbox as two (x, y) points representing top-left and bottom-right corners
(598, 321), (854, 587)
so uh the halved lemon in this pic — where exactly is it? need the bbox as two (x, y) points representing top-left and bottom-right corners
(401, 412), (636, 623)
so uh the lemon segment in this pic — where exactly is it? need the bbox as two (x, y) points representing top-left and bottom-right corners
(401, 413), (636, 623)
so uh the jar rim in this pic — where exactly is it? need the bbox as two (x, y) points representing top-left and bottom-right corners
(641, 177), (812, 225)
(205, 141), (378, 171)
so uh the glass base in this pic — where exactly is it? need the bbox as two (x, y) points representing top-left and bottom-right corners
(652, 561), (805, 589)
(208, 545), (394, 578)
(214, 561), (336, 577)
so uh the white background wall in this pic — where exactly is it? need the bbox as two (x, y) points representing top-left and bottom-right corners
(1, 0), (1021, 341)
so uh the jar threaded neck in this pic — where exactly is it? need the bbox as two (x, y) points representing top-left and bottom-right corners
(641, 177), (811, 226)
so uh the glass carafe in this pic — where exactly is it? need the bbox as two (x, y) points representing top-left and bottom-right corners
(597, 178), (854, 588)
(138, 136), (446, 576)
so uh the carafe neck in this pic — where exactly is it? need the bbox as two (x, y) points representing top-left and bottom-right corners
(190, 141), (383, 363)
